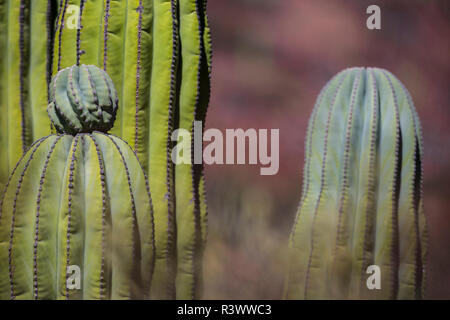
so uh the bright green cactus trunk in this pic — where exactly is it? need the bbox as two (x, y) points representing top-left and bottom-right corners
(0, 133), (155, 299)
(175, 0), (210, 299)
(52, 0), (211, 299)
(285, 67), (427, 300)
(0, 0), (56, 191)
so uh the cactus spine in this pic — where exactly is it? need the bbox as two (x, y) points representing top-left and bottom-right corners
(285, 67), (427, 300)
(52, 0), (211, 299)
(0, 0), (57, 191)
(0, 65), (155, 299)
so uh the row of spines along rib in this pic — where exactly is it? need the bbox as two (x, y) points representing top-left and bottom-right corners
(285, 67), (427, 300)
(52, 0), (211, 299)
(0, 0), (57, 192)
(0, 133), (155, 299)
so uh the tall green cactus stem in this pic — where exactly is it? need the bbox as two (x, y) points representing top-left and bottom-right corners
(174, 0), (210, 299)
(52, 0), (212, 299)
(0, 0), (57, 191)
(285, 68), (427, 300)
(0, 65), (155, 299)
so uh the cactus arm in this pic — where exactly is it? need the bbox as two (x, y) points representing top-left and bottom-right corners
(132, 0), (153, 164)
(384, 72), (422, 299)
(85, 133), (114, 299)
(329, 68), (366, 299)
(417, 179), (427, 298)
(52, 0), (63, 72)
(368, 69), (401, 299)
(46, 0), (55, 93)
(72, 134), (109, 300)
(8, 135), (61, 299)
(296, 72), (348, 299)
(3, 1), (28, 181)
(395, 91), (419, 300)
(202, 0), (212, 75)
(1, 63), (158, 299)
(54, 0), (72, 73)
(0, 0), (55, 190)
(304, 70), (356, 299)
(18, 0), (31, 152)
(33, 135), (73, 300)
(108, 0), (128, 137)
(2, 133), (154, 300)
(286, 68), (426, 300)
(48, 1), (212, 298)
(92, 133), (140, 299)
(56, 135), (85, 300)
(148, 0), (179, 299)
(343, 69), (368, 297)
(415, 136), (426, 299)
(198, 174), (208, 247)
(100, 0), (111, 70)
(73, 1), (111, 118)
(75, 0), (86, 67)
(53, 0), (101, 69)
(0, 138), (47, 299)
(285, 71), (346, 299)
(0, 135), (53, 224)
(52, 1), (155, 154)
(52, 0), (64, 70)
(117, 0), (146, 151)
(107, 134), (156, 299)
(55, 0), (153, 153)
(393, 78), (426, 298)
(0, 0), (7, 191)
(199, 0), (211, 272)
(30, 0), (53, 140)
(409, 90), (427, 299)
(417, 163), (426, 299)
(30, 135), (64, 299)
(284, 86), (323, 299)
(101, 133), (156, 299)
(284, 71), (341, 299)
(174, 0), (204, 300)
(98, 0), (154, 156)
(400, 82), (427, 298)
(77, 0), (102, 66)
(346, 69), (379, 298)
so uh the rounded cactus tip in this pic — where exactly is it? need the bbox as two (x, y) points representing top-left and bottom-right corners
(47, 64), (119, 135)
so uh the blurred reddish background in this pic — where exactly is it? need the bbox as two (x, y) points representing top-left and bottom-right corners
(203, 0), (450, 299)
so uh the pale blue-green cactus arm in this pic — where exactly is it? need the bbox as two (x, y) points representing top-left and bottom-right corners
(285, 68), (427, 300)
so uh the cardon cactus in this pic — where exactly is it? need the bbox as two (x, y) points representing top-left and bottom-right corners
(0, 0), (57, 191)
(0, 65), (155, 299)
(53, 0), (211, 299)
(285, 67), (427, 300)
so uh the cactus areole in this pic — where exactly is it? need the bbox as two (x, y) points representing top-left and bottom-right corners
(0, 65), (155, 299)
(47, 65), (119, 135)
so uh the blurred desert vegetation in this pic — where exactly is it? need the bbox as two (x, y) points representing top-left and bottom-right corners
(203, 0), (450, 299)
